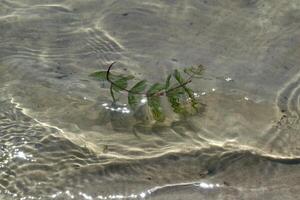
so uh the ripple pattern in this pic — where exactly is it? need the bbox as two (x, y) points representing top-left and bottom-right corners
(0, 3), (124, 65)
(1, 0), (300, 199)
(262, 73), (300, 156)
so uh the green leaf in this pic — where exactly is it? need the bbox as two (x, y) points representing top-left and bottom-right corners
(183, 86), (194, 99)
(125, 75), (135, 80)
(89, 71), (107, 81)
(167, 88), (200, 116)
(183, 65), (204, 77)
(130, 80), (147, 93)
(173, 69), (195, 101)
(165, 74), (172, 89)
(147, 96), (165, 122)
(147, 83), (165, 96)
(166, 88), (185, 114)
(110, 74), (135, 92)
(173, 69), (185, 83)
(90, 71), (134, 82)
(111, 74), (134, 82)
(127, 80), (147, 109)
(128, 93), (139, 109)
(112, 77), (130, 92)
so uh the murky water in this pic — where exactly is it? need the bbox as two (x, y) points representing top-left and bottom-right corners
(1, 0), (300, 199)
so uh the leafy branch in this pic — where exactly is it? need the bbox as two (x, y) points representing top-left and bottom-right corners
(90, 62), (205, 122)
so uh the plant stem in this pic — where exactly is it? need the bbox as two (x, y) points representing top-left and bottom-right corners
(106, 62), (193, 97)
(165, 78), (192, 94)
(110, 85), (116, 102)
(106, 62), (144, 95)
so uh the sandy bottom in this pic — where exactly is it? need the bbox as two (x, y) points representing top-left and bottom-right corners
(0, 0), (300, 199)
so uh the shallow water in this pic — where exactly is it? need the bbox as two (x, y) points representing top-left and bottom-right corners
(1, 0), (300, 199)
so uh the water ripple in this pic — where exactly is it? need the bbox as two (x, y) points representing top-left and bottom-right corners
(261, 72), (300, 156)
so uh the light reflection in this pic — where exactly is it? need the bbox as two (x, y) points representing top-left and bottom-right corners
(10, 97), (65, 133)
(139, 192), (146, 198)
(51, 191), (62, 198)
(225, 77), (233, 82)
(66, 190), (74, 199)
(12, 149), (33, 161)
(101, 103), (131, 114)
(193, 92), (200, 98)
(107, 194), (125, 199)
(79, 192), (93, 200)
(199, 182), (214, 189)
(20, 196), (36, 200)
(140, 97), (147, 104)
(129, 194), (138, 198)
(46, 181), (222, 200)
(97, 192), (145, 199)
(194, 182), (221, 189)
(15, 151), (27, 159)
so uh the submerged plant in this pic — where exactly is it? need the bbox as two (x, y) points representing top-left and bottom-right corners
(90, 62), (205, 122)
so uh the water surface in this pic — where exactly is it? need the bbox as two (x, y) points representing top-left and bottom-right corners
(1, 0), (300, 199)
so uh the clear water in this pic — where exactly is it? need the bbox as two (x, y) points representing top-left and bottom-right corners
(1, 0), (300, 199)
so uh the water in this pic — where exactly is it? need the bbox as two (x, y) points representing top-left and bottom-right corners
(1, 0), (300, 199)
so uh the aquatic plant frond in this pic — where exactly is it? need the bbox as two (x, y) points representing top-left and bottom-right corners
(90, 62), (205, 122)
